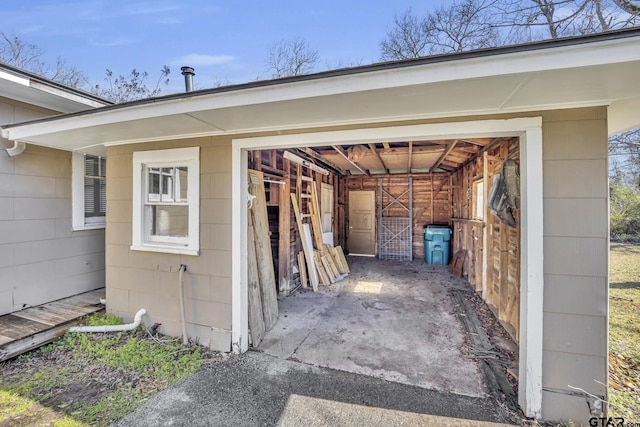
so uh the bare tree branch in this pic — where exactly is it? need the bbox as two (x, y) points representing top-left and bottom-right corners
(380, 8), (431, 60)
(610, 128), (640, 186)
(92, 66), (171, 103)
(265, 37), (319, 78)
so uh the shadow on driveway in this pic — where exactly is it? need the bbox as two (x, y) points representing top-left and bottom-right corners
(115, 351), (521, 427)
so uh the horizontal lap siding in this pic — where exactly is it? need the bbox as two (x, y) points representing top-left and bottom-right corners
(540, 107), (609, 423)
(105, 137), (233, 351)
(0, 100), (104, 315)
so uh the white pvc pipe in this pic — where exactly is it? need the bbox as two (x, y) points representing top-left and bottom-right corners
(68, 308), (146, 333)
(4, 140), (26, 157)
(178, 264), (189, 345)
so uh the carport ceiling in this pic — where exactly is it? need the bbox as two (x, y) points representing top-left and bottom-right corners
(296, 138), (498, 176)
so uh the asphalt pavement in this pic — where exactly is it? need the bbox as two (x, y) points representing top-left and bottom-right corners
(114, 351), (521, 427)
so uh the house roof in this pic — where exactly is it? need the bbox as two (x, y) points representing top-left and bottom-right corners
(2, 28), (640, 160)
(0, 61), (112, 114)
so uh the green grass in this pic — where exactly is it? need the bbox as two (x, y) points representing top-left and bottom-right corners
(0, 389), (86, 427)
(0, 313), (208, 426)
(609, 243), (640, 418)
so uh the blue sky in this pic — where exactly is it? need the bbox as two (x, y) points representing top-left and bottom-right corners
(3, 0), (441, 94)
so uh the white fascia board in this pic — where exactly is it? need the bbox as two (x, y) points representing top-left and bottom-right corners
(30, 81), (109, 108)
(5, 35), (639, 145)
(0, 70), (30, 86)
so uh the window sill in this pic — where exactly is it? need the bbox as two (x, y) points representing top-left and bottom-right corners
(73, 223), (106, 231)
(130, 244), (199, 256)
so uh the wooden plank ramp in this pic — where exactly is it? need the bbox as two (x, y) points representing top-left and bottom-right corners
(0, 288), (105, 362)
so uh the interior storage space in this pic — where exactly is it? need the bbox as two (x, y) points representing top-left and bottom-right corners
(246, 136), (521, 343)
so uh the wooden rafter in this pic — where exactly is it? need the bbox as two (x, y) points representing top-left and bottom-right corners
(283, 151), (329, 175)
(332, 145), (369, 175)
(430, 139), (459, 172)
(407, 141), (413, 173)
(297, 147), (346, 175)
(432, 176), (449, 199)
(318, 145), (442, 156)
(382, 142), (390, 149)
(461, 138), (493, 146)
(368, 143), (389, 174)
(455, 145), (482, 155)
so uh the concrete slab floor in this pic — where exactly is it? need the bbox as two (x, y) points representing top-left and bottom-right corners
(258, 256), (487, 398)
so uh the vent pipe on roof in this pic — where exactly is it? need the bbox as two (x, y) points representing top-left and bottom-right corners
(181, 66), (195, 92)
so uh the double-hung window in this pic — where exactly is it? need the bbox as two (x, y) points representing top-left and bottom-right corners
(72, 153), (106, 230)
(131, 147), (199, 255)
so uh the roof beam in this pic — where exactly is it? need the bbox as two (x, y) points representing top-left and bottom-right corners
(431, 139), (459, 172)
(332, 145), (369, 175)
(297, 147), (346, 175)
(462, 138), (492, 146)
(368, 143), (389, 174)
(433, 176), (450, 199)
(382, 142), (390, 149)
(283, 150), (329, 175)
(319, 145), (442, 155)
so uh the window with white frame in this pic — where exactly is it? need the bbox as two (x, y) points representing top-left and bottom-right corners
(131, 147), (199, 255)
(72, 153), (106, 230)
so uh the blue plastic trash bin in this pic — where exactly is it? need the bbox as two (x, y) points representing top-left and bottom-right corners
(424, 225), (452, 265)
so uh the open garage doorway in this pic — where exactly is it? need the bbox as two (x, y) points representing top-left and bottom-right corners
(231, 118), (544, 417)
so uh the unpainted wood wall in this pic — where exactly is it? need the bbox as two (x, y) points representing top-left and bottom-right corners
(346, 174), (451, 259)
(251, 144), (521, 341)
(250, 149), (345, 295)
(451, 138), (521, 340)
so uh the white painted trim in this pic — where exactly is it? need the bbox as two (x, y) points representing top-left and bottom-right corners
(72, 152), (86, 230)
(518, 126), (544, 419)
(130, 244), (199, 256)
(231, 145), (248, 353)
(230, 117), (544, 416)
(71, 152), (105, 231)
(131, 147), (200, 254)
(232, 119), (542, 150)
(0, 70), (30, 86)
